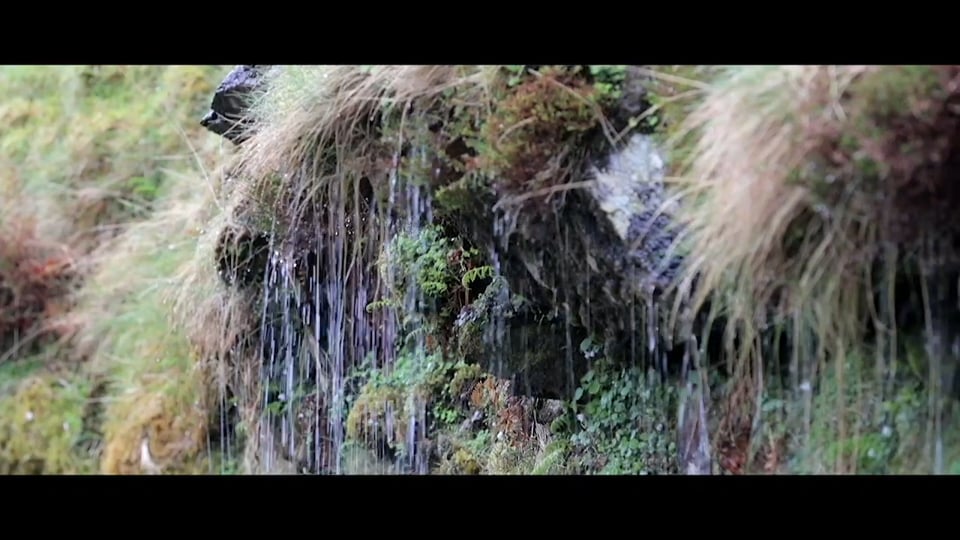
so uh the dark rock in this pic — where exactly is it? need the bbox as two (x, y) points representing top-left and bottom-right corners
(610, 66), (653, 134)
(458, 409), (485, 434)
(448, 131), (689, 399)
(215, 225), (271, 288)
(537, 399), (566, 424)
(455, 278), (592, 400)
(200, 65), (269, 144)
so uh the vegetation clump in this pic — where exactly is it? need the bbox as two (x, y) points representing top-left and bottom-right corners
(9, 64), (960, 476)
(0, 65), (227, 475)
(565, 358), (679, 474)
(0, 374), (97, 474)
(0, 210), (76, 358)
(346, 379), (409, 457)
(475, 66), (604, 197)
(669, 65), (960, 470)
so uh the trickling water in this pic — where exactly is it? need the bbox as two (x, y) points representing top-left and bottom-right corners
(918, 242), (959, 475)
(377, 147), (436, 474)
(646, 290), (658, 368)
(250, 229), (314, 473)
(487, 209), (512, 384)
(326, 177), (348, 474)
(561, 225), (576, 399)
(228, 108), (696, 474)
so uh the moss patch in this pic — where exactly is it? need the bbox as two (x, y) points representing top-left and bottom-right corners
(0, 374), (98, 474)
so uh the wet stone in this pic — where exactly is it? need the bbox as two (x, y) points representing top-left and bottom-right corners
(200, 65), (269, 144)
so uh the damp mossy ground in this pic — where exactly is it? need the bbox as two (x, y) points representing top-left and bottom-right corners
(0, 65), (229, 474)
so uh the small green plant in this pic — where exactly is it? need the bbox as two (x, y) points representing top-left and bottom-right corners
(578, 334), (603, 361)
(387, 226), (464, 299)
(571, 360), (678, 474)
(588, 65), (628, 104)
(461, 265), (494, 290)
(346, 348), (456, 457)
(126, 174), (163, 201)
(503, 65), (529, 88)
(378, 225), (492, 326)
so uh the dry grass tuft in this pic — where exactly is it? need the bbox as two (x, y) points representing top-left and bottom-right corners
(239, 66), (481, 180)
(667, 65), (960, 470)
(671, 66), (873, 326)
(72, 164), (225, 474)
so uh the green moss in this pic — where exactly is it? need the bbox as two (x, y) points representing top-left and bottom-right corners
(851, 66), (943, 120)
(433, 174), (492, 222)
(447, 360), (483, 399)
(434, 429), (492, 474)
(452, 447), (481, 474)
(588, 65), (628, 105)
(475, 66), (600, 193)
(345, 348), (457, 457)
(0, 357), (44, 393)
(452, 276), (515, 360)
(345, 381), (408, 452)
(0, 375), (97, 474)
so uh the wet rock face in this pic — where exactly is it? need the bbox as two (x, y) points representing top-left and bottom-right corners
(200, 65), (269, 144)
(462, 131), (689, 398)
(455, 96), (691, 396)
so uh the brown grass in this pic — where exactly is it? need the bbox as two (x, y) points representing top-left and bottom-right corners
(0, 206), (78, 361)
(237, 66), (488, 198)
(666, 65), (960, 470)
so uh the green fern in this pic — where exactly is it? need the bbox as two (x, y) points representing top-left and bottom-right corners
(532, 440), (567, 475)
(462, 265), (494, 288)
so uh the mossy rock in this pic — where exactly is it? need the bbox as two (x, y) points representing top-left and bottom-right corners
(100, 392), (210, 475)
(437, 447), (482, 475)
(346, 382), (408, 454)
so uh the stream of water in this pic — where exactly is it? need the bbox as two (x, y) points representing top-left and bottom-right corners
(244, 144), (438, 474)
